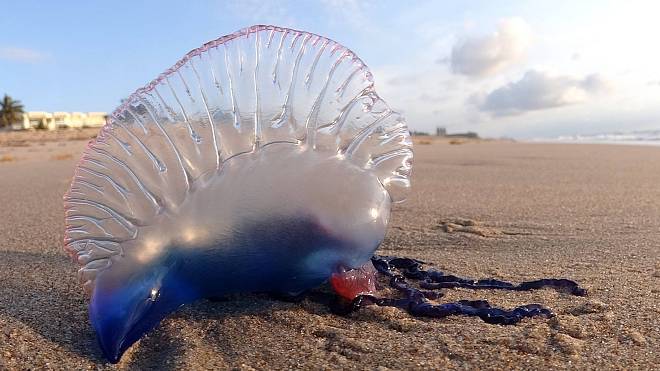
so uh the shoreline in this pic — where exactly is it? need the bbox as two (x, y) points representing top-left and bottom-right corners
(526, 138), (660, 147)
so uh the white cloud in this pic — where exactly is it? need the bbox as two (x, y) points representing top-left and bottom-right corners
(0, 47), (48, 63)
(450, 18), (532, 77)
(473, 70), (611, 116)
(373, 62), (475, 134)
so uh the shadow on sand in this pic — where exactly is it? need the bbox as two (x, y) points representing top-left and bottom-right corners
(0, 250), (340, 368)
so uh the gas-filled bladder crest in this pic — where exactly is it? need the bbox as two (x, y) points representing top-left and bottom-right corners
(63, 25), (412, 362)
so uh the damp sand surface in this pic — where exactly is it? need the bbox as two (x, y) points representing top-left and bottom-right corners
(0, 131), (658, 370)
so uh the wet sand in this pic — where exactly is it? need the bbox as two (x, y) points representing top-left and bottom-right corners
(0, 131), (658, 369)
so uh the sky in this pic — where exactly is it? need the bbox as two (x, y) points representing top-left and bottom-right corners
(1, 0), (659, 139)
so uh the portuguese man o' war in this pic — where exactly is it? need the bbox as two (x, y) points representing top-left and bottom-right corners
(64, 25), (411, 362)
(63, 25), (586, 363)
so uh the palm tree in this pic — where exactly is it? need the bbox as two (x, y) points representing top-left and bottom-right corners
(0, 95), (25, 128)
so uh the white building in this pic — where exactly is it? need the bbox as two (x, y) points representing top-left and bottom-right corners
(11, 111), (107, 130)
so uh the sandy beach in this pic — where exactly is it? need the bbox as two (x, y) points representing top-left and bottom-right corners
(0, 130), (658, 370)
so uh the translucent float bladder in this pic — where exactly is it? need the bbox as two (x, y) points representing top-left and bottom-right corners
(63, 25), (412, 363)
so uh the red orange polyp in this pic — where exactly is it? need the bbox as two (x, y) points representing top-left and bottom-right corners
(330, 261), (378, 300)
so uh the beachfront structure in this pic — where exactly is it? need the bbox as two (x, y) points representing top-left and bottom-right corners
(434, 126), (479, 139)
(10, 111), (107, 130)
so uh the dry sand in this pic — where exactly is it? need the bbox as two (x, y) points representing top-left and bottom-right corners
(0, 131), (658, 370)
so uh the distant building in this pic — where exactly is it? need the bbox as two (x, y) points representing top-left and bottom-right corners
(10, 111), (107, 130)
(433, 126), (479, 139)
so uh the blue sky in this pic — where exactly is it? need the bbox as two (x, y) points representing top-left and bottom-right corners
(1, 0), (659, 138)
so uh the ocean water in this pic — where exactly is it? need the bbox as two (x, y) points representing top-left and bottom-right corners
(536, 129), (660, 146)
